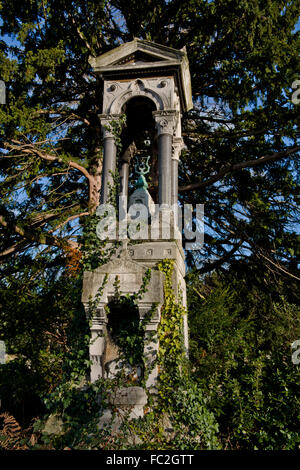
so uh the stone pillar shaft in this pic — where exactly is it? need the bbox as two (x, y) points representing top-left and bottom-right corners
(158, 133), (172, 206)
(120, 161), (129, 198)
(171, 157), (178, 207)
(101, 137), (116, 204)
(153, 111), (177, 207)
(171, 137), (184, 207)
(99, 114), (120, 204)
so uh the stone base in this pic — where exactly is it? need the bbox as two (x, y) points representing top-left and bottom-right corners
(109, 386), (148, 407)
(82, 240), (188, 386)
(98, 386), (147, 432)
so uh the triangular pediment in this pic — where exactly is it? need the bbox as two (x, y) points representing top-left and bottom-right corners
(89, 38), (185, 70)
(113, 50), (165, 66)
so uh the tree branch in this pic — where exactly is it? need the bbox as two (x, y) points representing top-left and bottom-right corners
(4, 139), (94, 183)
(179, 145), (300, 192)
(0, 214), (77, 250)
(68, 13), (93, 52)
(197, 241), (243, 274)
(48, 211), (89, 234)
(0, 240), (29, 259)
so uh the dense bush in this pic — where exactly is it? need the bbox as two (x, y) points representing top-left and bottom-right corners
(187, 268), (300, 450)
(1, 258), (299, 450)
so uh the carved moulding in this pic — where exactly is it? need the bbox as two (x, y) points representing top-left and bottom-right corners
(82, 255), (164, 321)
(172, 137), (184, 161)
(103, 77), (174, 115)
(152, 109), (179, 136)
(98, 113), (122, 139)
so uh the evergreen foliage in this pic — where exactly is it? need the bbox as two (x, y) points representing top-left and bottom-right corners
(0, 0), (299, 450)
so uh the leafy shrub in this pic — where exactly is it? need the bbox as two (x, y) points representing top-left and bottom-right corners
(187, 271), (300, 450)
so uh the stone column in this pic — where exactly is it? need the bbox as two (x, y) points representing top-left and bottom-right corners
(120, 161), (129, 198)
(85, 305), (107, 383)
(153, 111), (177, 208)
(119, 142), (135, 198)
(171, 138), (182, 207)
(99, 114), (120, 204)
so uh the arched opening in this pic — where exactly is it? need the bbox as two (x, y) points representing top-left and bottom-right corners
(120, 96), (158, 203)
(105, 297), (144, 381)
(122, 96), (156, 147)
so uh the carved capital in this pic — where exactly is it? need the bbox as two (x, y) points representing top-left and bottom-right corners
(153, 110), (178, 136)
(98, 113), (122, 139)
(172, 137), (184, 161)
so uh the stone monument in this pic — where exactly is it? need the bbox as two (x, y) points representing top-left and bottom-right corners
(82, 39), (192, 415)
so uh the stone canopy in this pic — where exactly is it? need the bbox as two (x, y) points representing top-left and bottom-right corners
(83, 39), (190, 397)
(89, 38), (193, 113)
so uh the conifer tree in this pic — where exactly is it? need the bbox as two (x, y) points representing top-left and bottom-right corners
(0, 1), (298, 281)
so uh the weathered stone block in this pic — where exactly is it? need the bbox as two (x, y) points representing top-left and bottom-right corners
(109, 386), (147, 406)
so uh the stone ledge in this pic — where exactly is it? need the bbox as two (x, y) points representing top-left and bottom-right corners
(109, 386), (148, 406)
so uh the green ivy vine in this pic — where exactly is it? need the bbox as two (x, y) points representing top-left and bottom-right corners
(103, 269), (158, 388)
(156, 259), (188, 407)
(104, 113), (126, 156)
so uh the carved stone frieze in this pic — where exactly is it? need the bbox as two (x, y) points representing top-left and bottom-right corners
(102, 77), (175, 114)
